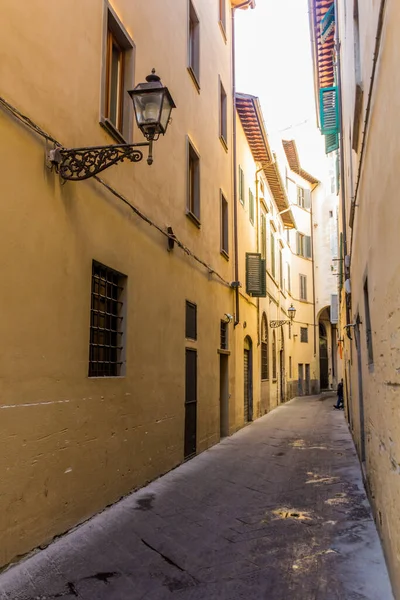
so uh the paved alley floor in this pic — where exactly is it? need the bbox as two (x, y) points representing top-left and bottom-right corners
(0, 395), (394, 600)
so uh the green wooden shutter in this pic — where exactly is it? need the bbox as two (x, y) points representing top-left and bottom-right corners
(260, 213), (266, 260)
(325, 132), (339, 154)
(320, 87), (339, 135)
(320, 4), (335, 44)
(249, 189), (254, 224)
(296, 232), (300, 255)
(246, 253), (266, 297)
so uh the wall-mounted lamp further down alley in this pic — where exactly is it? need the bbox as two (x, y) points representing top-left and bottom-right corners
(48, 70), (176, 181)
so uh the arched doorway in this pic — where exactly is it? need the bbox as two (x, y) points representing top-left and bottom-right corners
(319, 321), (329, 390)
(244, 336), (253, 422)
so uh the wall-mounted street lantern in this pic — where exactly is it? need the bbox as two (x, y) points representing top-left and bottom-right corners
(270, 304), (296, 329)
(48, 70), (176, 181)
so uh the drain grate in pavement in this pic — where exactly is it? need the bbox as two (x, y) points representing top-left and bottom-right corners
(265, 507), (313, 522)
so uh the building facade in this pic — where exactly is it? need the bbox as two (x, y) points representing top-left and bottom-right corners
(309, 0), (400, 593)
(1, 0), (333, 572)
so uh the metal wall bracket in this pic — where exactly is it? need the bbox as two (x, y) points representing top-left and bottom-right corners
(47, 141), (152, 181)
(270, 320), (291, 328)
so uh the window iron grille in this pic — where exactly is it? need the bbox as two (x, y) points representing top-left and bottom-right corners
(89, 261), (125, 377)
(220, 320), (228, 350)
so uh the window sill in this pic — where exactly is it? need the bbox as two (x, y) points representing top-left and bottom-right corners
(220, 249), (229, 261)
(219, 135), (228, 153)
(100, 117), (129, 144)
(218, 349), (231, 355)
(186, 210), (201, 228)
(187, 67), (201, 93)
(218, 20), (227, 42)
(261, 378), (269, 382)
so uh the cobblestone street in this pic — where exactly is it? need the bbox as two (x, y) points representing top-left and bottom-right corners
(0, 395), (393, 599)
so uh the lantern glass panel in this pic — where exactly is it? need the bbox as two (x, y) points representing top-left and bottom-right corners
(133, 90), (163, 129)
(160, 92), (173, 132)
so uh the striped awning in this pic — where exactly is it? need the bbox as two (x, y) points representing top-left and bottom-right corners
(236, 93), (295, 229)
(282, 140), (319, 185)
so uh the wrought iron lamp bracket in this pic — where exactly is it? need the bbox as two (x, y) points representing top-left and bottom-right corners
(48, 140), (153, 181)
(270, 319), (291, 328)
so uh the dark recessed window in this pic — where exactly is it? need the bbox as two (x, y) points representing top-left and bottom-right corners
(219, 78), (227, 146)
(89, 261), (125, 377)
(300, 327), (309, 343)
(186, 301), (197, 340)
(220, 320), (228, 349)
(272, 330), (277, 379)
(102, 9), (135, 142)
(188, 0), (200, 88)
(261, 314), (269, 380)
(187, 140), (200, 223)
(221, 192), (229, 257)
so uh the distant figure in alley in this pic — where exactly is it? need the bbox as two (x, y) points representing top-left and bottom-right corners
(334, 379), (344, 410)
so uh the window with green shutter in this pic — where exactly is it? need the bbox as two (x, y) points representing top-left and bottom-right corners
(296, 232), (312, 258)
(246, 253), (266, 297)
(320, 87), (339, 135)
(299, 274), (307, 301)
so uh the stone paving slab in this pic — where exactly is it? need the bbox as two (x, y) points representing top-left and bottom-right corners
(0, 395), (394, 599)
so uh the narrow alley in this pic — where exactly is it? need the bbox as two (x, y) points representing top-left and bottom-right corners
(0, 396), (392, 600)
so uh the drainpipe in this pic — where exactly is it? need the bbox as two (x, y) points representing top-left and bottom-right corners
(333, 0), (351, 334)
(232, 6), (240, 327)
(310, 188), (317, 356)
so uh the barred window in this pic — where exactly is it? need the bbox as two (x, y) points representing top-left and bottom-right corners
(300, 327), (308, 343)
(220, 320), (228, 350)
(272, 330), (277, 379)
(89, 261), (125, 377)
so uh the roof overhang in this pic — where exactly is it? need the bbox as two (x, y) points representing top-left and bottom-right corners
(236, 93), (296, 229)
(282, 140), (319, 186)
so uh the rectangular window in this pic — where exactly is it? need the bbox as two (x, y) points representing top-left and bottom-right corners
(186, 301), (197, 340)
(219, 0), (226, 34)
(279, 249), (283, 289)
(220, 192), (229, 257)
(101, 8), (135, 142)
(300, 327), (308, 343)
(364, 278), (373, 364)
(296, 233), (312, 258)
(287, 263), (291, 293)
(188, 1), (200, 88)
(219, 78), (228, 146)
(297, 186), (305, 208)
(239, 166), (245, 205)
(260, 179), (265, 196)
(249, 189), (255, 225)
(220, 320), (228, 350)
(260, 212), (267, 260)
(89, 261), (126, 377)
(246, 253), (266, 297)
(187, 139), (200, 223)
(300, 274), (307, 301)
(289, 356), (292, 378)
(271, 233), (276, 279)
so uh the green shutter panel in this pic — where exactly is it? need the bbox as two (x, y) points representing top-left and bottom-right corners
(296, 232), (300, 255)
(304, 189), (311, 209)
(305, 236), (312, 258)
(246, 253), (266, 297)
(325, 132), (339, 154)
(320, 3), (335, 44)
(320, 87), (339, 135)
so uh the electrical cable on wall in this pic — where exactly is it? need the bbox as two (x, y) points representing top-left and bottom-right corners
(0, 95), (232, 289)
